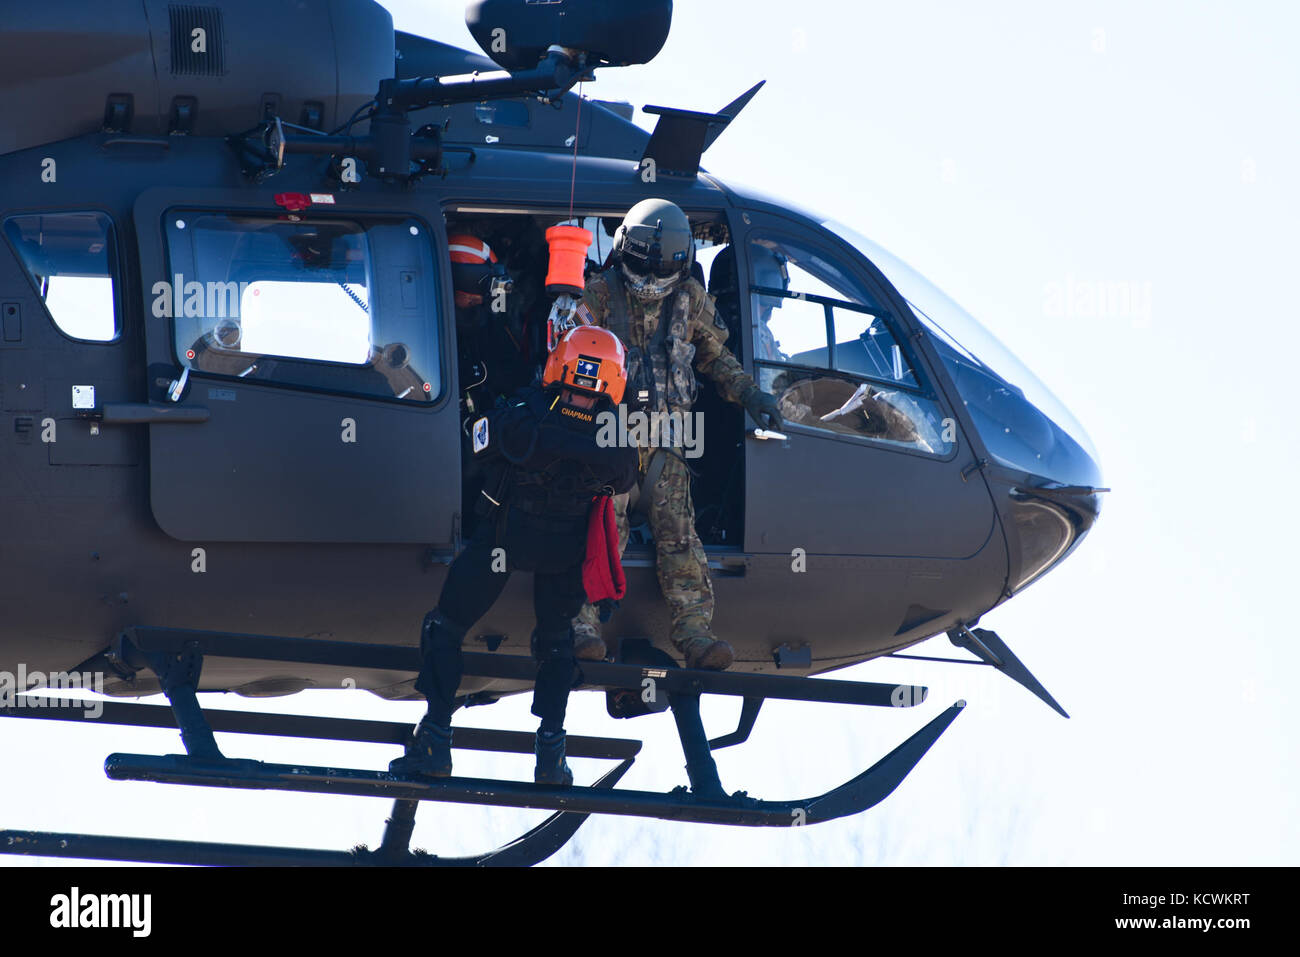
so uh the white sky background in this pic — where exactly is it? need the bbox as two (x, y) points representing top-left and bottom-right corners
(6, 0), (1297, 867)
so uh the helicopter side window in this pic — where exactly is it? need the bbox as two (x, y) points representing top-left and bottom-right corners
(2, 211), (120, 342)
(162, 212), (441, 403)
(749, 235), (953, 456)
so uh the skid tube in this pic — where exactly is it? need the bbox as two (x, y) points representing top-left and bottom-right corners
(104, 701), (964, 827)
(0, 761), (635, 867)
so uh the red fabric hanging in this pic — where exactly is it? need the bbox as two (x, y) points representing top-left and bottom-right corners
(583, 494), (626, 604)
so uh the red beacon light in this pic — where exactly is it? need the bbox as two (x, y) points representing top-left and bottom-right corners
(273, 193), (337, 212)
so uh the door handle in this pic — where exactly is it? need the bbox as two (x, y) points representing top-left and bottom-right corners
(748, 428), (788, 441)
(99, 403), (210, 424)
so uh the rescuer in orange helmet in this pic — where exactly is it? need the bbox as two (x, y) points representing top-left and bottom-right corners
(447, 231), (538, 417)
(447, 233), (504, 310)
(392, 325), (636, 787)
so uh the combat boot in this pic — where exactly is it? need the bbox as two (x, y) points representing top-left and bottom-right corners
(389, 716), (453, 779)
(534, 729), (574, 786)
(679, 635), (734, 671)
(572, 611), (607, 661)
(572, 625), (607, 662)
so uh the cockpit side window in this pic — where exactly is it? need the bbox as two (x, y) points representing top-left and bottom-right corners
(161, 211), (441, 403)
(3, 211), (120, 342)
(747, 234), (954, 457)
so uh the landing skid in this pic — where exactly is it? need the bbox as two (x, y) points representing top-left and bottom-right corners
(1, 761), (631, 866)
(0, 626), (964, 865)
(101, 700), (961, 827)
(0, 697), (639, 866)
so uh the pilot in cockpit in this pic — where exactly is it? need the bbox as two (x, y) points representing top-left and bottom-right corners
(707, 243), (791, 365)
(748, 244), (794, 364)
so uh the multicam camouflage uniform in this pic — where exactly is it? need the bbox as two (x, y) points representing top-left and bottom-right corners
(574, 267), (756, 651)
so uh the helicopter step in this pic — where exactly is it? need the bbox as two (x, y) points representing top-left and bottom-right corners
(102, 701), (963, 827)
(102, 625), (930, 710)
(0, 697), (642, 760)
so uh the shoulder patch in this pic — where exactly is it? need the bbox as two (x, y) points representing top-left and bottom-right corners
(472, 416), (490, 454)
(699, 289), (727, 330)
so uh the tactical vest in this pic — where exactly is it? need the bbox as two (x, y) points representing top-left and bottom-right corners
(491, 391), (613, 521)
(605, 269), (697, 418)
(509, 455), (608, 520)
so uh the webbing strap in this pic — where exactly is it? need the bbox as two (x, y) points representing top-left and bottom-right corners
(604, 268), (634, 345)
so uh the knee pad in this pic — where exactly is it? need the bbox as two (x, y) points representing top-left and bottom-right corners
(421, 609), (469, 657)
(530, 626), (575, 662)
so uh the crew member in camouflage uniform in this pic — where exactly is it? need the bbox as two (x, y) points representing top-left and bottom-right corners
(573, 198), (783, 670)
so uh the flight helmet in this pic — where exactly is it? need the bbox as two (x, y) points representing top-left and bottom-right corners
(613, 198), (694, 301)
(543, 325), (628, 405)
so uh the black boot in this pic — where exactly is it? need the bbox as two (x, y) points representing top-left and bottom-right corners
(389, 716), (453, 779)
(534, 729), (574, 786)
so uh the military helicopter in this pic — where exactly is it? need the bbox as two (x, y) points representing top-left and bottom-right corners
(0, 0), (1105, 866)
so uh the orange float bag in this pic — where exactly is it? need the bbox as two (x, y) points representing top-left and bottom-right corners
(544, 224), (592, 297)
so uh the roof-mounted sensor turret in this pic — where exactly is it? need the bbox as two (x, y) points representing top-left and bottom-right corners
(465, 0), (673, 72)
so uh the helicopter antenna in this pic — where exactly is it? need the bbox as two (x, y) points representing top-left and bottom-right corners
(641, 81), (766, 179)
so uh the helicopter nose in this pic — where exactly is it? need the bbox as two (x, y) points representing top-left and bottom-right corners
(959, 358), (1107, 591)
(1002, 487), (1088, 591)
(947, 366), (1105, 592)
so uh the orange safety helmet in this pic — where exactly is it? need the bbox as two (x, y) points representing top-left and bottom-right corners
(447, 233), (499, 308)
(543, 326), (628, 405)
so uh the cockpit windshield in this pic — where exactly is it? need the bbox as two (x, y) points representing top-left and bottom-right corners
(823, 220), (1102, 488)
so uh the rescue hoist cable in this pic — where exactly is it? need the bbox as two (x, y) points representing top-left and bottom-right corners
(543, 85), (594, 351)
(568, 81), (583, 224)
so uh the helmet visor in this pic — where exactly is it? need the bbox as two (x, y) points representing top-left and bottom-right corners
(622, 250), (684, 279)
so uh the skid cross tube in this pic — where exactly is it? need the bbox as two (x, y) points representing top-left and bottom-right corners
(116, 627), (927, 708)
(378, 799), (420, 861)
(132, 638), (222, 759)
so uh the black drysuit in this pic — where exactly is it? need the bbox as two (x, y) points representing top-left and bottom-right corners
(416, 385), (637, 729)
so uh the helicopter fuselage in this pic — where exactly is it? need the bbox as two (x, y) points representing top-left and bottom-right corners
(0, 1), (1102, 703)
